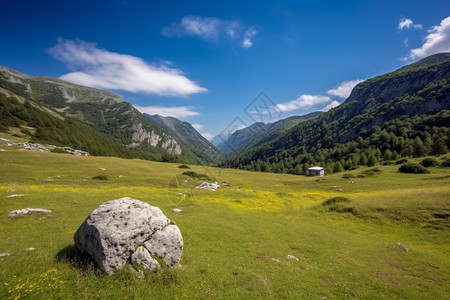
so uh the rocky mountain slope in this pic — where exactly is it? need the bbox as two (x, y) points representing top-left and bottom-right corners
(222, 53), (450, 173)
(0, 66), (200, 163)
(144, 114), (222, 164)
(215, 111), (322, 155)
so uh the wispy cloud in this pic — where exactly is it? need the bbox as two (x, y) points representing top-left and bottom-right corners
(49, 38), (207, 96)
(406, 16), (450, 60)
(192, 124), (214, 140)
(398, 17), (422, 30)
(242, 27), (257, 49)
(192, 124), (203, 131)
(270, 79), (362, 114)
(162, 16), (257, 49)
(275, 95), (332, 112)
(327, 79), (363, 99)
(321, 100), (341, 112)
(162, 16), (222, 40)
(134, 105), (199, 118)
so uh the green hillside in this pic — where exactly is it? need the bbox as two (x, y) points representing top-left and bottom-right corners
(0, 66), (201, 164)
(222, 54), (450, 174)
(216, 112), (322, 155)
(0, 145), (449, 298)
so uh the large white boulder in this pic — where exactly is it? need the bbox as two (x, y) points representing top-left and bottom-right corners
(73, 197), (183, 275)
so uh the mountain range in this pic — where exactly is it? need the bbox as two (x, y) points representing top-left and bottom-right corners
(0, 66), (216, 163)
(213, 112), (322, 155)
(221, 53), (450, 173)
(1, 53), (449, 171)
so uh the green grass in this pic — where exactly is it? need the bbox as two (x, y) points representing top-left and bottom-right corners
(0, 146), (449, 299)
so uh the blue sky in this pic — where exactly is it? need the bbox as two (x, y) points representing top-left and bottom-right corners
(1, 0), (450, 140)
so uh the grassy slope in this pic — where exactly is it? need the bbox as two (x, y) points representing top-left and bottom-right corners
(0, 146), (449, 299)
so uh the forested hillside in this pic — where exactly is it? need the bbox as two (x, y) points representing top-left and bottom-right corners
(0, 66), (201, 163)
(216, 112), (322, 155)
(221, 53), (450, 174)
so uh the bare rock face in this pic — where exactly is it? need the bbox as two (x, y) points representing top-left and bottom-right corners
(73, 197), (183, 275)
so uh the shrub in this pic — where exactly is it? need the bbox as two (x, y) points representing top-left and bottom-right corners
(322, 197), (350, 206)
(398, 163), (429, 174)
(182, 171), (213, 181)
(363, 167), (382, 176)
(342, 173), (355, 179)
(395, 158), (408, 165)
(441, 159), (450, 168)
(420, 158), (440, 167)
(92, 175), (108, 180)
(178, 164), (190, 169)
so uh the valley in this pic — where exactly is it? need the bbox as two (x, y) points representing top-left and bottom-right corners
(0, 145), (449, 298)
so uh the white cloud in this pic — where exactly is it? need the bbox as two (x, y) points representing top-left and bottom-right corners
(49, 38), (206, 96)
(404, 37), (409, 48)
(398, 18), (422, 30)
(321, 100), (341, 112)
(275, 94), (331, 112)
(242, 27), (257, 49)
(163, 16), (256, 48)
(191, 124), (214, 140)
(134, 105), (199, 118)
(201, 132), (214, 140)
(177, 16), (221, 40)
(407, 16), (450, 60)
(327, 79), (363, 99)
(192, 124), (203, 131)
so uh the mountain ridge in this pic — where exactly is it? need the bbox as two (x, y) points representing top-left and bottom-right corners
(221, 53), (450, 174)
(0, 65), (201, 163)
(215, 111), (322, 155)
(144, 114), (223, 164)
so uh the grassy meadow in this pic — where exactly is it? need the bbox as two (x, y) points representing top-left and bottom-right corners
(0, 144), (449, 299)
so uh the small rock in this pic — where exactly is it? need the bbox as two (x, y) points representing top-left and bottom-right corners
(118, 175), (124, 178)
(172, 208), (182, 213)
(0, 253), (10, 257)
(6, 194), (27, 198)
(9, 208), (52, 217)
(0, 149), (6, 152)
(349, 181), (354, 184)
(196, 182), (220, 191)
(338, 189), (344, 192)
(26, 248), (35, 251)
(396, 242), (409, 252)
(100, 168), (106, 171)
(131, 246), (160, 271)
(271, 258), (281, 263)
(287, 254), (299, 260)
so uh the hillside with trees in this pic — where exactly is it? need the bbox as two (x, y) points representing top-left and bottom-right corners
(0, 66), (202, 163)
(221, 53), (450, 174)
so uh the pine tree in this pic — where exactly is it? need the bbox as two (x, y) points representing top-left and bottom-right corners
(367, 154), (378, 166)
(333, 161), (344, 173)
(430, 138), (449, 155)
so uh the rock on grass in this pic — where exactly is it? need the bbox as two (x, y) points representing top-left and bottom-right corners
(74, 197), (183, 275)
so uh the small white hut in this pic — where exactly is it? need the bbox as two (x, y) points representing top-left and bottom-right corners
(308, 166), (324, 176)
